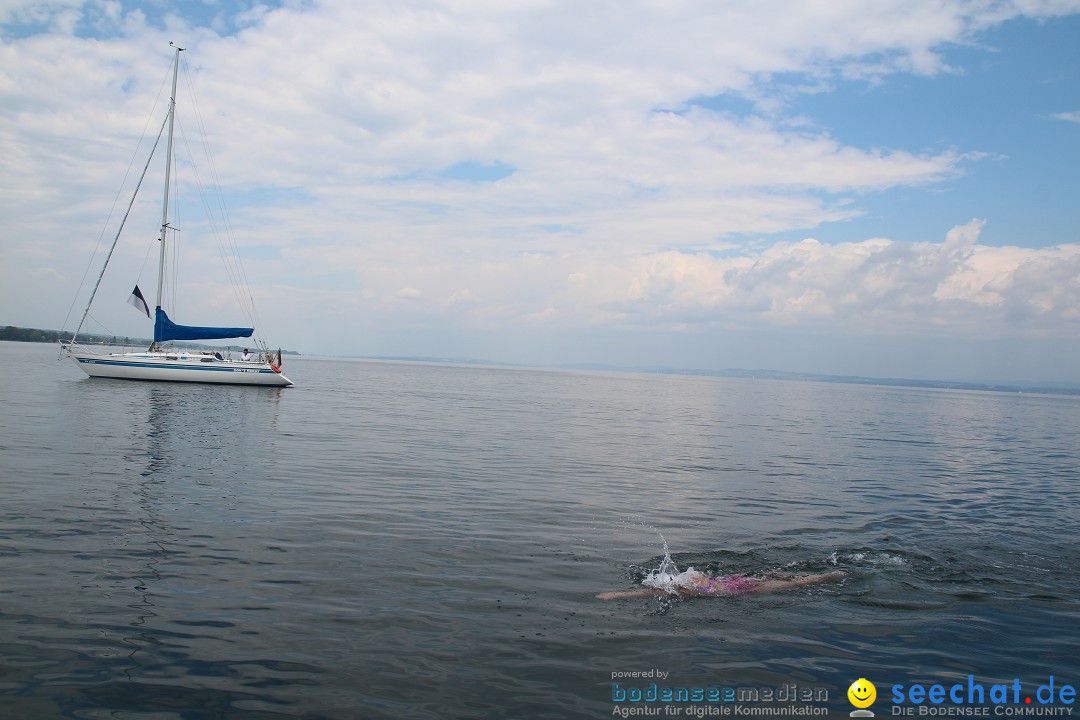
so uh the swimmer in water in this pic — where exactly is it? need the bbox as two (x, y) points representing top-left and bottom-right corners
(597, 569), (847, 601)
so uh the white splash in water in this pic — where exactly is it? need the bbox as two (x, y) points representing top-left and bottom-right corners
(638, 527), (703, 594)
(830, 550), (906, 566)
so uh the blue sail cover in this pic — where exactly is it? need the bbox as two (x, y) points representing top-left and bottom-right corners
(154, 307), (254, 343)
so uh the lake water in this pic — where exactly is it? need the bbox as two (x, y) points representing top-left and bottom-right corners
(1, 340), (1078, 719)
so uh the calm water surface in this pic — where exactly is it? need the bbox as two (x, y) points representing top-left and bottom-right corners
(1, 340), (1078, 719)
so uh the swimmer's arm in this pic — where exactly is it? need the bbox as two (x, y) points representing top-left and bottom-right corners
(596, 589), (671, 601)
(752, 571), (848, 594)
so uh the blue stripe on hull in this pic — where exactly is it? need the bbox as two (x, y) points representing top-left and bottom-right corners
(77, 358), (276, 374)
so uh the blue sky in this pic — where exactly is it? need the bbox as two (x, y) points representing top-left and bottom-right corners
(775, 15), (1080, 249)
(2, 1), (1079, 382)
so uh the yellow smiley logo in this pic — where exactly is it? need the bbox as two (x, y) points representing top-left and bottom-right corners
(848, 678), (876, 709)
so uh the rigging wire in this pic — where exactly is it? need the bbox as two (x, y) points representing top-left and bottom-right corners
(67, 115), (169, 344)
(174, 117), (263, 347)
(175, 56), (272, 352)
(61, 63), (175, 333)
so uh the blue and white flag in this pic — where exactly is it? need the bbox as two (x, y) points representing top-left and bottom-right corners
(127, 284), (150, 318)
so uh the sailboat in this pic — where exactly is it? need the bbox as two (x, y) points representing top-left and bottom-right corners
(61, 45), (292, 387)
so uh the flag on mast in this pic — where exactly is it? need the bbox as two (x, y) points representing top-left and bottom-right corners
(127, 285), (150, 317)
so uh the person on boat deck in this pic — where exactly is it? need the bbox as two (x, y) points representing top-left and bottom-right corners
(241, 348), (251, 361)
(596, 570), (846, 601)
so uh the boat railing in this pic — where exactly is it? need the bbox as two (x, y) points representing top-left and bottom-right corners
(59, 338), (277, 366)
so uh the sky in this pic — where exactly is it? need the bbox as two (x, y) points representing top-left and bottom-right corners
(1, 0), (1079, 383)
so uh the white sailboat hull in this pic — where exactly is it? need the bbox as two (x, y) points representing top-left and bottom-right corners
(65, 347), (292, 387)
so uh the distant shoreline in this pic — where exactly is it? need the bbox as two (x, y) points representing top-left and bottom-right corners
(343, 354), (1080, 397)
(10, 324), (1074, 395)
(1, 325), (300, 356)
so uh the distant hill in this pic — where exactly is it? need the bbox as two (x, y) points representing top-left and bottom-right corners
(0, 325), (300, 355)
(2, 325), (140, 346)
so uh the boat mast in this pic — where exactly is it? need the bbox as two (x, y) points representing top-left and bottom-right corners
(155, 43), (184, 317)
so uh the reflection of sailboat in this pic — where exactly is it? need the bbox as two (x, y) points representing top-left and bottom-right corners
(61, 45), (292, 387)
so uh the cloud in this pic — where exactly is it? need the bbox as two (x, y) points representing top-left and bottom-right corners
(561, 220), (1080, 334)
(0, 1), (1022, 198)
(332, 219), (1079, 337)
(1051, 110), (1080, 124)
(256, 220), (1080, 350)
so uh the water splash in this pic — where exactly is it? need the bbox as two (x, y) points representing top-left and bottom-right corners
(829, 549), (906, 567)
(637, 526), (698, 594)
